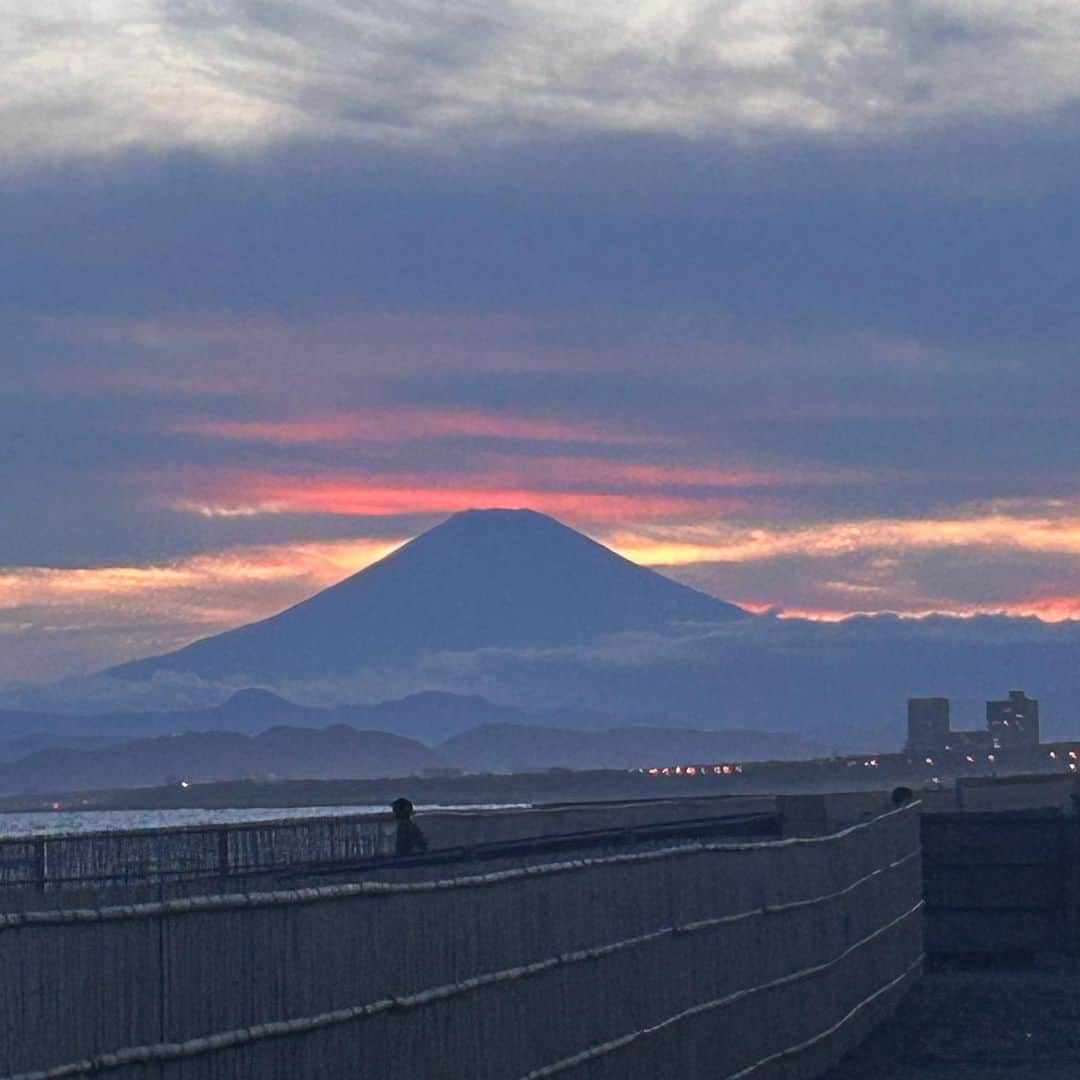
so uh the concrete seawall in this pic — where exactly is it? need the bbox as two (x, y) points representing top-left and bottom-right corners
(923, 807), (1080, 960)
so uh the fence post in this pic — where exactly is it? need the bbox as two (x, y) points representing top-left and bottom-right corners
(1064, 818), (1080, 956)
(218, 829), (230, 876)
(34, 838), (47, 890)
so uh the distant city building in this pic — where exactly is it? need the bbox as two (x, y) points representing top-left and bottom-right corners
(906, 698), (950, 753)
(986, 690), (1040, 748)
(943, 729), (993, 753)
(906, 689), (1040, 754)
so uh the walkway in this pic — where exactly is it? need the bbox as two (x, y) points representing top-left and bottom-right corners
(824, 968), (1080, 1080)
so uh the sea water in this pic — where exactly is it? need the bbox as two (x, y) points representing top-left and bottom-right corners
(0, 803), (526, 837)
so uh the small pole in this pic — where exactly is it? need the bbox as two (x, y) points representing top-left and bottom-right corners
(1065, 814), (1080, 957)
(34, 838), (46, 891)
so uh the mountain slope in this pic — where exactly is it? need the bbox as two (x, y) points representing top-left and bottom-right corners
(106, 509), (747, 683)
(0, 733), (131, 763)
(0, 690), (324, 739)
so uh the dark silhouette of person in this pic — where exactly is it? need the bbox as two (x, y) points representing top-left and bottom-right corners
(392, 797), (428, 856)
(891, 786), (914, 806)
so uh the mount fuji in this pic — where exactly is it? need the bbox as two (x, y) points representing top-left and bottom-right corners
(106, 509), (748, 684)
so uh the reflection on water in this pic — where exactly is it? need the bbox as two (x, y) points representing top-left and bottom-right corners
(0, 804), (526, 838)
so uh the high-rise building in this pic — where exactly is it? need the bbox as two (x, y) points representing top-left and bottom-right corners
(986, 690), (1039, 747)
(906, 697), (950, 753)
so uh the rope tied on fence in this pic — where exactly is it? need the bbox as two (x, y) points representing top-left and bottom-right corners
(519, 904), (923, 1079)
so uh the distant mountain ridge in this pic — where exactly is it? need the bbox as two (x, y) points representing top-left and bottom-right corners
(0, 716), (821, 795)
(0, 725), (440, 794)
(0, 689), (631, 744)
(0, 683), (823, 795)
(0, 733), (129, 763)
(0, 690), (325, 740)
(104, 509), (747, 683)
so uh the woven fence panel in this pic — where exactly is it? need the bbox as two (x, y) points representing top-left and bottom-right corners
(0, 798), (772, 892)
(0, 804), (922, 1080)
(223, 818), (390, 873)
(45, 830), (225, 884)
(0, 839), (39, 888)
(0, 815), (392, 892)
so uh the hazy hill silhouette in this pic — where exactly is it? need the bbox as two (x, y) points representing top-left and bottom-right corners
(105, 509), (747, 683)
(334, 691), (523, 742)
(0, 715), (824, 795)
(0, 733), (130, 763)
(0, 724), (440, 795)
(0, 689), (629, 744)
(0, 689), (324, 740)
(0, 707), (77, 737)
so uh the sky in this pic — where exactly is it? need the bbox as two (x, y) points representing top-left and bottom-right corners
(3, 0), (1079, 683)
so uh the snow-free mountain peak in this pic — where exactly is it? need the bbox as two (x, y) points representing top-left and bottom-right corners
(106, 508), (748, 683)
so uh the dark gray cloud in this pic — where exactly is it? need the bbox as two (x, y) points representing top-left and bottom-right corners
(5, 122), (1080, 337)
(4, 132), (1078, 537)
(4, 4), (1080, 681)
(3, 127), (1079, 562)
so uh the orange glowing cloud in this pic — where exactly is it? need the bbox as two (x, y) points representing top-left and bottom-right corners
(631, 502), (1080, 622)
(144, 453), (848, 525)
(177, 409), (633, 445)
(174, 479), (713, 522)
(603, 508), (1080, 566)
(0, 539), (401, 602)
(176, 412), (861, 494)
(0, 538), (405, 637)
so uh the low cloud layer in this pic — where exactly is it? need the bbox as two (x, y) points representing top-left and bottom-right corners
(8, 615), (1078, 753)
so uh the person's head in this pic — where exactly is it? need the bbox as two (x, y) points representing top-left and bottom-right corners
(391, 797), (415, 820)
(891, 786), (914, 806)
